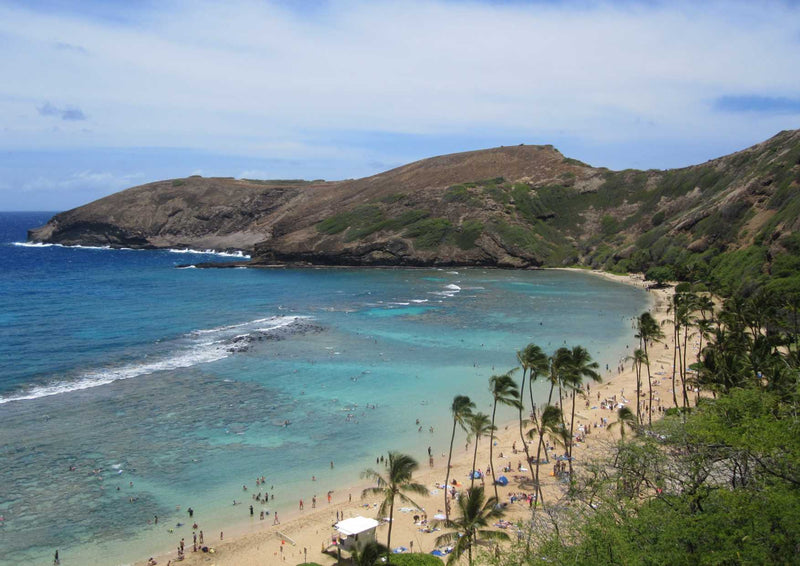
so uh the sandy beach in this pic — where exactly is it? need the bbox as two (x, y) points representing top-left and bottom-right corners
(135, 270), (675, 566)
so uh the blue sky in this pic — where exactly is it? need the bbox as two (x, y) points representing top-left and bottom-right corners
(1, 0), (799, 211)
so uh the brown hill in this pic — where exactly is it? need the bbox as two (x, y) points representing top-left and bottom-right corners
(28, 130), (800, 288)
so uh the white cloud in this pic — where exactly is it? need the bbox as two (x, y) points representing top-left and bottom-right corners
(19, 170), (146, 194)
(0, 0), (798, 171)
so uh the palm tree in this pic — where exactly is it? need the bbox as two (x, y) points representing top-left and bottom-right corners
(488, 370), (521, 500)
(608, 406), (638, 440)
(466, 412), (493, 489)
(434, 486), (510, 566)
(444, 395), (474, 520)
(636, 312), (664, 426)
(361, 452), (427, 561)
(350, 540), (390, 566)
(517, 343), (549, 484)
(529, 404), (562, 507)
(562, 346), (600, 478)
(626, 348), (647, 423)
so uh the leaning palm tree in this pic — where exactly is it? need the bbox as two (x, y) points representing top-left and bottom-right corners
(361, 452), (427, 561)
(517, 343), (549, 484)
(435, 486), (510, 566)
(466, 412), (494, 489)
(636, 312), (664, 426)
(488, 370), (521, 500)
(444, 395), (475, 520)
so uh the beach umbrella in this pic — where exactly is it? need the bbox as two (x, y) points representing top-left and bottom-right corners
(496, 476), (509, 486)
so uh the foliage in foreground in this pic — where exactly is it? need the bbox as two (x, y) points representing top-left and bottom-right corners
(488, 387), (800, 565)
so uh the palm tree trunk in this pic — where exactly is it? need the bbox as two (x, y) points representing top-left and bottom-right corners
(671, 324), (679, 408)
(567, 389), (576, 478)
(518, 374), (537, 485)
(644, 342), (653, 427)
(489, 399), (499, 501)
(635, 360), (642, 422)
(386, 493), (395, 559)
(445, 419), (457, 520)
(682, 325), (690, 410)
(470, 436), (480, 489)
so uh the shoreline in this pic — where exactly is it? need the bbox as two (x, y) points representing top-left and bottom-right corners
(132, 268), (675, 566)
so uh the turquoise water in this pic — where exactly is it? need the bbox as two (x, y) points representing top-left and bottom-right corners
(0, 212), (648, 565)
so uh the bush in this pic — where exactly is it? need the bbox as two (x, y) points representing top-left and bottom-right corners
(404, 218), (453, 249)
(453, 219), (483, 250)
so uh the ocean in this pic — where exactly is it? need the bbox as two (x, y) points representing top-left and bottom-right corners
(0, 211), (649, 565)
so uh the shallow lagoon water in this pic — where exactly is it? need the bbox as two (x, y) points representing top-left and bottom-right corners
(0, 212), (649, 565)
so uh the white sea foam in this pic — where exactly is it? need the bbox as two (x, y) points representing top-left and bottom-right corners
(193, 315), (303, 335)
(13, 241), (113, 251)
(167, 248), (251, 259)
(410, 299), (429, 303)
(14, 242), (251, 259)
(429, 283), (462, 298)
(0, 342), (230, 405)
(0, 315), (310, 405)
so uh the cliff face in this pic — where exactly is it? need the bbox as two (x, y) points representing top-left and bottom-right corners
(28, 130), (800, 282)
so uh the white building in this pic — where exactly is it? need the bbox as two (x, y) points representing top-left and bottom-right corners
(334, 516), (380, 554)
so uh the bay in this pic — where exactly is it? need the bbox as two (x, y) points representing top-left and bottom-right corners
(0, 212), (648, 565)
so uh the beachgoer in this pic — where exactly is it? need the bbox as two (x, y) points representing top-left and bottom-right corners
(220, 531), (224, 540)
(54, 550), (59, 565)
(273, 512), (280, 525)
(299, 499), (304, 510)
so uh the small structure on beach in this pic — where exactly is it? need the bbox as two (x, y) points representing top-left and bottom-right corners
(334, 516), (380, 554)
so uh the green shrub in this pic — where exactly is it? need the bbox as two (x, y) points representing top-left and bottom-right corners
(404, 217), (453, 249)
(453, 219), (483, 250)
(443, 184), (474, 203)
(600, 215), (619, 236)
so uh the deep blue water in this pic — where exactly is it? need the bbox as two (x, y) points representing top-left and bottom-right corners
(0, 212), (648, 565)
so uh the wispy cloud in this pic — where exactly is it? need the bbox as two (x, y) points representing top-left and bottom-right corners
(37, 102), (87, 121)
(53, 41), (88, 54)
(0, 0), (799, 209)
(714, 95), (800, 114)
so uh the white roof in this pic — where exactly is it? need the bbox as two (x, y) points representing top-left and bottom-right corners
(335, 516), (380, 536)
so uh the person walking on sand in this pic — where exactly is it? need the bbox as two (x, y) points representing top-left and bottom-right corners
(273, 512), (280, 525)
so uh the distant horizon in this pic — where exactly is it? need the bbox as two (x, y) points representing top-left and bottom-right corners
(1, 0), (799, 210)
